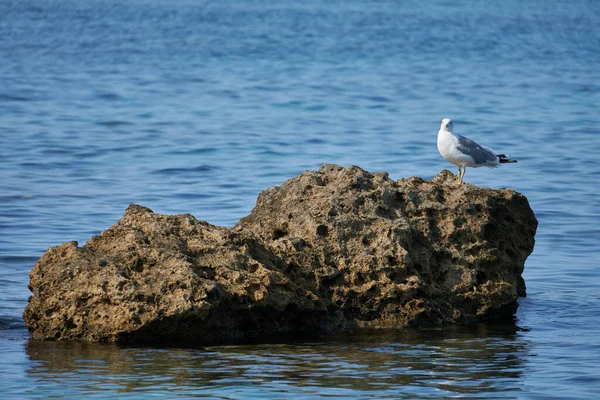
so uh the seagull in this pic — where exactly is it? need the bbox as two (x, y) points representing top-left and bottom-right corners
(437, 118), (516, 183)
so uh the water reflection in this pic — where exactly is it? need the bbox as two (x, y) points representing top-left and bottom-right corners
(26, 323), (529, 398)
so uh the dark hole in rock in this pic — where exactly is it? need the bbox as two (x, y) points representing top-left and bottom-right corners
(272, 229), (287, 240)
(316, 225), (328, 237)
(476, 270), (488, 284)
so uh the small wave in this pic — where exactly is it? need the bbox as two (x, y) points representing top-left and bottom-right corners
(96, 120), (133, 127)
(0, 255), (39, 264)
(167, 147), (218, 156)
(0, 317), (25, 330)
(171, 192), (215, 200)
(95, 92), (124, 101)
(359, 95), (393, 103)
(305, 104), (328, 112)
(154, 165), (216, 175)
(0, 93), (34, 102)
(306, 138), (328, 144)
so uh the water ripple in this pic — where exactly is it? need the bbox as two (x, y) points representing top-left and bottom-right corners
(1, 0), (599, 398)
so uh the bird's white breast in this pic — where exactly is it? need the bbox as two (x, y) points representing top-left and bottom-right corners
(437, 129), (476, 167)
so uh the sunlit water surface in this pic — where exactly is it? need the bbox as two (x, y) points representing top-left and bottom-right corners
(1, 0), (599, 398)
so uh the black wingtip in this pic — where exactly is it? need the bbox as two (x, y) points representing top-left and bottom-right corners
(497, 154), (517, 163)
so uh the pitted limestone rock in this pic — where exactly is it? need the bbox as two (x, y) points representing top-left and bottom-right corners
(24, 165), (537, 344)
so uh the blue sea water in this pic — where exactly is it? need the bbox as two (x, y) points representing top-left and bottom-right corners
(1, 0), (599, 398)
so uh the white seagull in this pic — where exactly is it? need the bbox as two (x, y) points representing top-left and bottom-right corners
(437, 118), (516, 183)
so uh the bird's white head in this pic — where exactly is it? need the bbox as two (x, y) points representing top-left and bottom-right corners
(440, 118), (453, 132)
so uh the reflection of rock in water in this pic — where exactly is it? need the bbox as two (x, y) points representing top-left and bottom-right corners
(23, 164), (537, 345)
(25, 323), (529, 397)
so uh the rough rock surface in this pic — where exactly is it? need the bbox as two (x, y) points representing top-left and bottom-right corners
(24, 164), (537, 344)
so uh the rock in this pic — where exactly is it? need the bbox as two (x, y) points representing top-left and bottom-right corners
(23, 206), (328, 344)
(23, 165), (538, 344)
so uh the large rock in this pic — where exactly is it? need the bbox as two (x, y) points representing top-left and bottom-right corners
(23, 165), (537, 344)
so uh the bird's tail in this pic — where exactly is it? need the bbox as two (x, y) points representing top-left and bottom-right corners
(497, 154), (517, 163)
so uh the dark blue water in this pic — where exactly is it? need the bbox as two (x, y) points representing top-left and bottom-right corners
(1, 0), (599, 398)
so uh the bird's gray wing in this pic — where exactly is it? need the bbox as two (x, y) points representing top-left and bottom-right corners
(455, 134), (498, 164)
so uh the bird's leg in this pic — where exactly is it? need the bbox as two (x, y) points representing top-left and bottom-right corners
(457, 167), (462, 183)
(460, 167), (466, 183)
